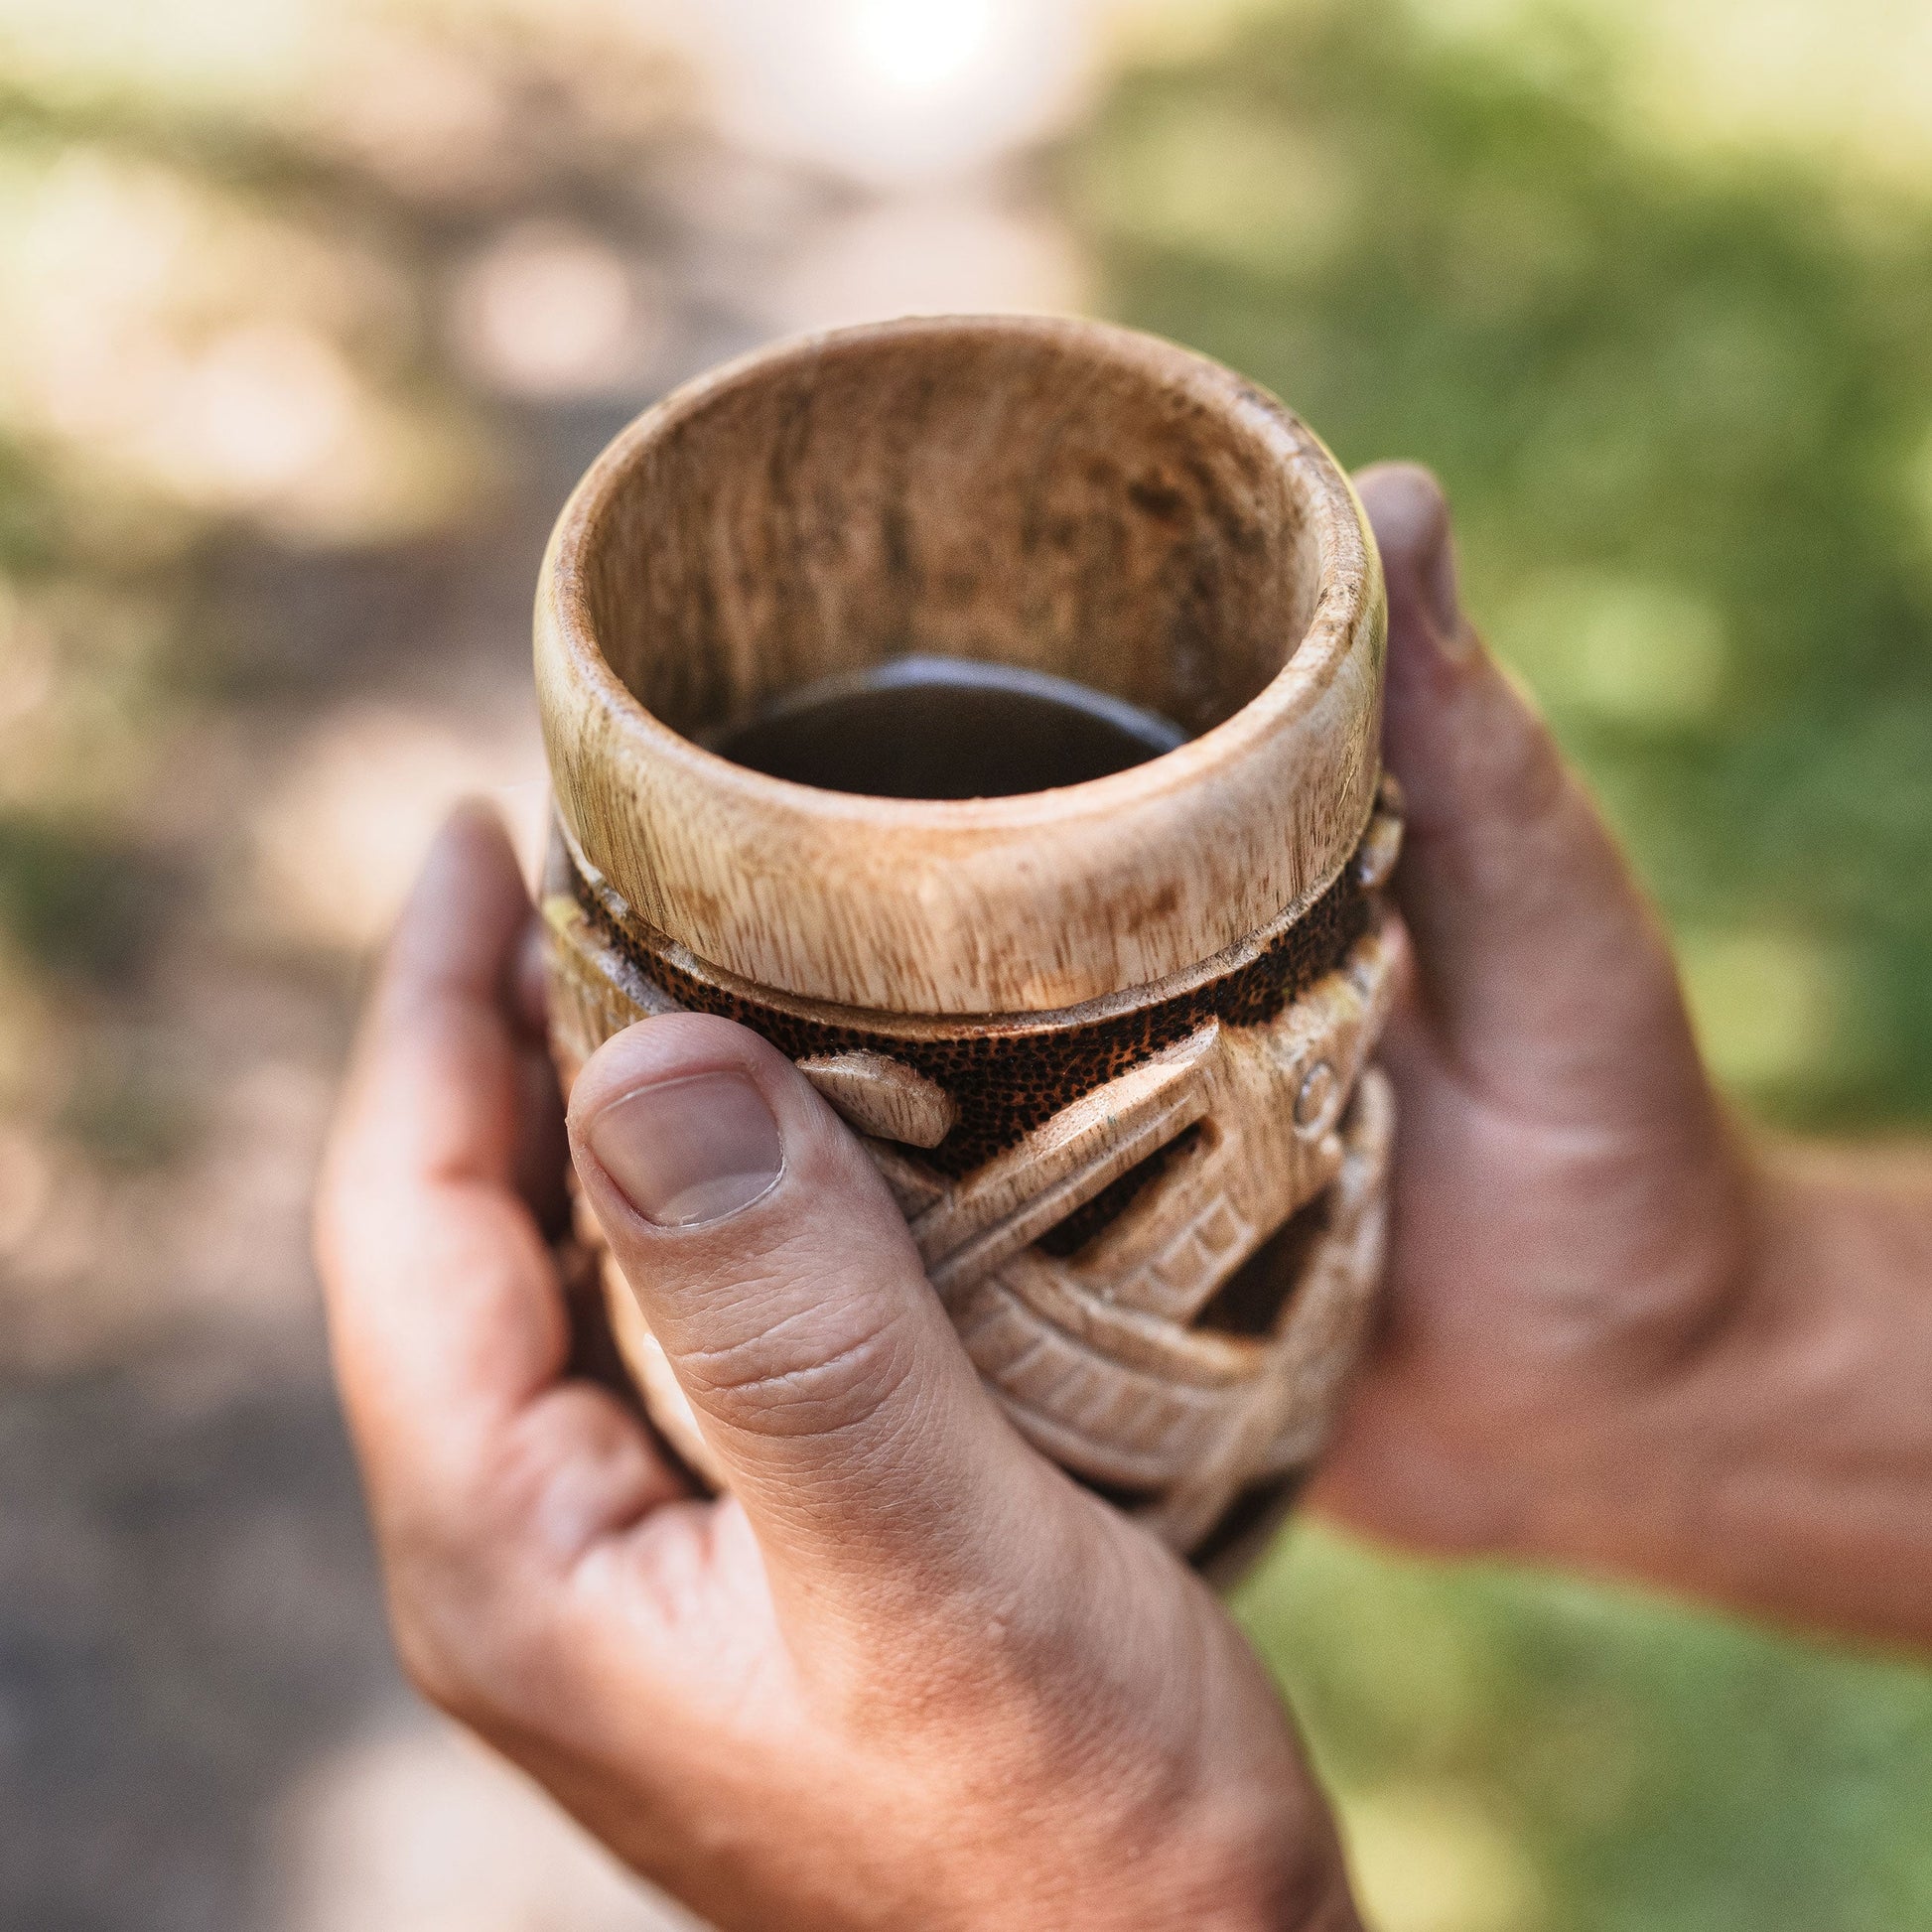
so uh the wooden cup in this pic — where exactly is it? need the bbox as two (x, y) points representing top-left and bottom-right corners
(537, 315), (1399, 1572)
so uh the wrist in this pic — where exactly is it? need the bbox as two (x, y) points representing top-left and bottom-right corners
(1449, 1129), (1778, 1590)
(1493, 1136), (1858, 1614)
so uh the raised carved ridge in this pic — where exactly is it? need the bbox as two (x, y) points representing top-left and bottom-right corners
(548, 788), (1403, 1561)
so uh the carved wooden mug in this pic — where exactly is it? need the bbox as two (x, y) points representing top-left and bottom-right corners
(537, 315), (1401, 1574)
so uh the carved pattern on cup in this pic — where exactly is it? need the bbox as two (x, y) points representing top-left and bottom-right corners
(534, 314), (1403, 1571)
(545, 790), (1402, 1561)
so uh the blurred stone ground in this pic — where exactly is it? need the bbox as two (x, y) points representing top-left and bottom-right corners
(0, 23), (1083, 1907)
(0, 357), (712, 1928)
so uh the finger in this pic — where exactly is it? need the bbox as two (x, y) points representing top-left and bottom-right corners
(566, 1012), (1066, 1610)
(317, 805), (677, 1565)
(507, 913), (571, 1235)
(1354, 462), (1708, 1124)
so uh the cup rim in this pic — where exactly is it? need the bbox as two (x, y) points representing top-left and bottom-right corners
(537, 314), (1385, 1016)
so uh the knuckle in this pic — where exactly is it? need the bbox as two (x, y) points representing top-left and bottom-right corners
(386, 1588), (482, 1721)
(1483, 693), (1568, 831)
(678, 1285), (919, 1440)
(367, 1444), (577, 1736)
(382, 1554), (562, 1737)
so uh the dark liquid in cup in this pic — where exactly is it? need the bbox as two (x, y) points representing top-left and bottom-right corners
(703, 655), (1188, 799)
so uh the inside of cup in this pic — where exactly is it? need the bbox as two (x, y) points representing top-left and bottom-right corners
(576, 325), (1324, 776)
(698, 654), (1188, 798)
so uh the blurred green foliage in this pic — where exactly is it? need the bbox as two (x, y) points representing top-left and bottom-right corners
(0, 811), (159, 982)
(1072, 3), (1932, 1925)
(1245, 1534), (1932, 1931)
(0, 43), (496, 1166)
(1077, 0), (1932, 1126)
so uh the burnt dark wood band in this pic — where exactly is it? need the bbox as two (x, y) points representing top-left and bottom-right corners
(563, 836), (1373, 1177)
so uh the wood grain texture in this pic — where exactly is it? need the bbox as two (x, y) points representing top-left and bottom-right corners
(537, 314), (1385, 1017)
(536, 315), (1400, 1566)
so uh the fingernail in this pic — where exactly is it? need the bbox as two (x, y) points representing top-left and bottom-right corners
(586, 1071), (783, 1227)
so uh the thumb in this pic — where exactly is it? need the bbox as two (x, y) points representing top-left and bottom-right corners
(565, 1010), (1059, 1604)
(1354, 462), (1708, 1124)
